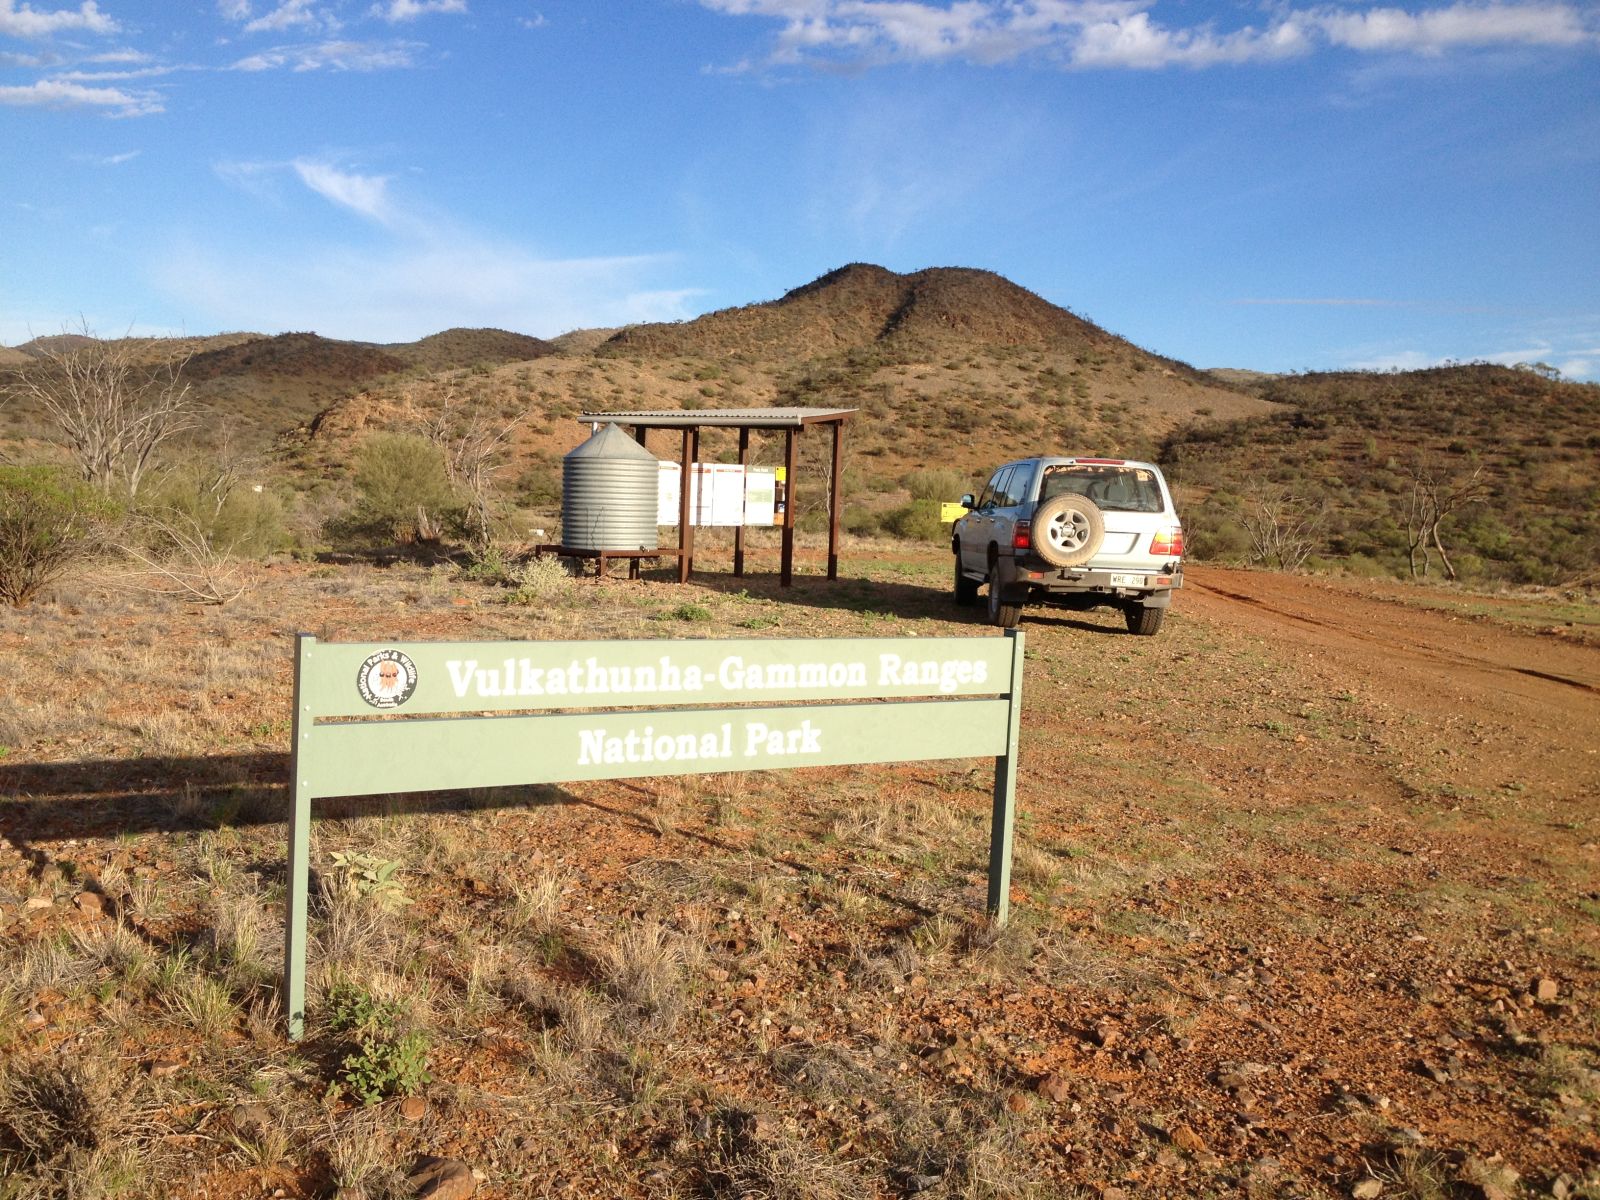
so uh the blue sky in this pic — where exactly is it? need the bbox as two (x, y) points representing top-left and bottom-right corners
(3, 1), (1597, 379)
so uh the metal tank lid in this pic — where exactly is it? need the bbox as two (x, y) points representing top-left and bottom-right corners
(564, 422), (659, 463)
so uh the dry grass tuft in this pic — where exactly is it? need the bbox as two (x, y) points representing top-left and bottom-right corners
(600, 921), (692, 1033)
(0, 1056), (138, 1169)
(684, 1106), (868, 1200)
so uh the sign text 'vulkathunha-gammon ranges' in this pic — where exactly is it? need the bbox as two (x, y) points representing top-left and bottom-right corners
(285, 632), (1024, 1039)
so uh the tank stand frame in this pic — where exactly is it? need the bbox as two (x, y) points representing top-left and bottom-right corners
(532, 544), (682, 580)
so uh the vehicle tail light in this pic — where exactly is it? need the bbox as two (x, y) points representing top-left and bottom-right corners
(1149, 526), (1184, 556)
(1013, 521), (1032, 552)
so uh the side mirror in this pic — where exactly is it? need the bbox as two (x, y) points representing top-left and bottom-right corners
(960, 494), (975, 509)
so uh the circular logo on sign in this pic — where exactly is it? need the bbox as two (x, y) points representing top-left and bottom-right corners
(357, 649), (417, 709)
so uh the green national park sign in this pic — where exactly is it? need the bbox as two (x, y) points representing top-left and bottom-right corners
(285, 631), (1025, 1040)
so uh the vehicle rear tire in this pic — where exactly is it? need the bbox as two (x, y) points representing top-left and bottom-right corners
(954, 556), (980, 606)
(1124, 604), (1165, 636)
(987, 569), (1023, 629)
(1031, 494), (1105, 567)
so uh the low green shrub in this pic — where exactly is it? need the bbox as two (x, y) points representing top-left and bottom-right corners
(881, 499), (947, 542)
(0, 466), (119, 606)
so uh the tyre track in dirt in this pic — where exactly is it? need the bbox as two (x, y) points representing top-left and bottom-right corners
(1182, 565), (1600, 798)
(1189, 572), (1598, 695)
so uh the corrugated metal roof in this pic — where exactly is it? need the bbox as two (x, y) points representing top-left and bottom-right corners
(577, 407), (856, 430)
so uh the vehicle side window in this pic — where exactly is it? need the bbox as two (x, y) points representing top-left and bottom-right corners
(978, 467), (1008, 510)
(991, 467), (1019, 508)
(1007, 462), (1036, 505)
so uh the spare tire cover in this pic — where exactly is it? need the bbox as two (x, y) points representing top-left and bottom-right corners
(1030, 493), (1105, 567)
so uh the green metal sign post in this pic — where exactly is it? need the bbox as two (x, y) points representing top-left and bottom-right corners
(285, 630), (1024, 1040)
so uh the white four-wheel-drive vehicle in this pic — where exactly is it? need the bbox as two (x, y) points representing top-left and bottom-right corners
(953, 456), (1184, 634)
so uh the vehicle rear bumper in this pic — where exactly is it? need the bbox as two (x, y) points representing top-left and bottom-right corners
(1001, 559), (1183, 601)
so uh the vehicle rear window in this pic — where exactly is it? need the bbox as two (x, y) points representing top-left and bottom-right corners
(1040, 465), (1164, 513)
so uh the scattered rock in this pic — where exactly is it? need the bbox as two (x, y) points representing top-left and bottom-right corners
(229, 1102), (273, 1138)
(1036, 1073), (1072, 1103)
(1101, 1189), (1128, 1200)
(1091, 1022), (1120, 1049)
(904, 1173), (945, 1194)
(1534, 977), (1559, 1002)
(23, 1009), (46, 1030)
(1170, 1123), (1205, 1154)
(1250, 1157), (1283, 1180)
(146, 1058), (183, 1078)
(24, 896), (53, 911)
(406, 1157), (477, 1200)
(400, 1095), (428, 1122)
(72, 891), (105, 917)
(1457, 1156), (1519, 1200)
(1416, 1059), (1450, 1084)
(1352, 1180), (1383, 1199)
(1003, 1090), (1030, 1114)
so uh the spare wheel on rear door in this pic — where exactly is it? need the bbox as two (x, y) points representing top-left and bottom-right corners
(1031, 494), (1105, 567)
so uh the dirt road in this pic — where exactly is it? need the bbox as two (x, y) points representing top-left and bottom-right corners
(1184, 565), (1600, 801)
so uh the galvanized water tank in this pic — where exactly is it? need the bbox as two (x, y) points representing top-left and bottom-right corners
(562, 423), (660, 551)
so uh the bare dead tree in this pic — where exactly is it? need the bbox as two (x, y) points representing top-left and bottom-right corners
(3, 326), (197, 498)
(412, 387), (524, 551)
(1403, 460), (1490, 581)
(1240, 490), (1325, 572)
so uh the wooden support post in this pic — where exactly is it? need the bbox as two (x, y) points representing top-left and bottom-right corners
(688, 428), (700, 579)
(677, 428), (693, 584)
(781, 428), (797, 587)
(734, 427), (750, 578)
(828, 419), (842, 581)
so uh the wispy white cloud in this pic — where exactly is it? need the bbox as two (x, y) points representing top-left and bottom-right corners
(700, 1), (1599, 71)
(371, 0), (467, 22)
(151, 236), (696, 342)
(1318, 3), (1592, 52)
(1235, 297), (1412, 307)
(53, 64), (176, 82)
(0, 0), (117, 39)
(1342, 321), (1600, 380)
(0, 77), (161, 116)
(188, 153), (698, 339)
(231, 39), (417, 71)
(292, 158), (397, 225)
(72, 148), (141, 164)
(243, 0), (332, 35)
(83, 48), (146, 63)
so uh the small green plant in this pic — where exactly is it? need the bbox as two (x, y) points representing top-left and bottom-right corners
(665, 602), (713, 622)
(328, 850), (414, 911)
(325, 981), (432, 1106)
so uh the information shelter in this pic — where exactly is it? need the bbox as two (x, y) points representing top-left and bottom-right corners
(284, 629), (1024, 1039)
(577, 407), (856, 587)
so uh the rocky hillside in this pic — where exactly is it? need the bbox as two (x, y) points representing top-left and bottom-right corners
(1163, 364), (1600, 584)
(291, 265), (1268, 497)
